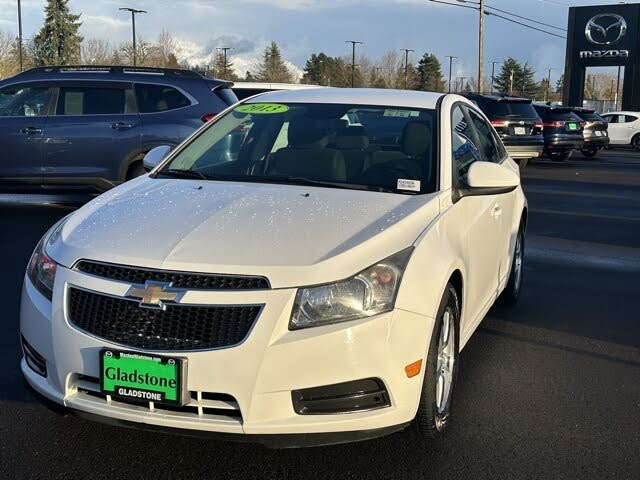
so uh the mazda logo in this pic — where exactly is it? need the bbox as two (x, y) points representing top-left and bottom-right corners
(585, 14), (627, 45)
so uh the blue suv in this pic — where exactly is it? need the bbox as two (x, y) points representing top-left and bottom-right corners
(0, 65), (238, 193)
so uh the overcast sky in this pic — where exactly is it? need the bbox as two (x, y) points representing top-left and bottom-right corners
(0, 0), (628, 82)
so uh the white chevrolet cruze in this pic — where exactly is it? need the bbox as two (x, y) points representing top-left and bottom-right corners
(21, 88), (527, 447)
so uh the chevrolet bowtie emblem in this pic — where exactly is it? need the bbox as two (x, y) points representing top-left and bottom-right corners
(125, 281), (183, 310)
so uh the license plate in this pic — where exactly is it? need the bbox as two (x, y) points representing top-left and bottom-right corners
(567, 123), (578, 131)
(100, 349), (188, 405)
(514, 126), (526, 135)
(594, 131), (602, 137)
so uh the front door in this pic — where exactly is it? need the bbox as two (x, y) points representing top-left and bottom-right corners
(42, 82), (141, 189)
(0, 83), (51, 188)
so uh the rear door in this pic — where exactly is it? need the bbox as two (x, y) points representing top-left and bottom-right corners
(0, 82), (52, 186)
(603, 114), (626, 144)
(42, 81), (141, 187)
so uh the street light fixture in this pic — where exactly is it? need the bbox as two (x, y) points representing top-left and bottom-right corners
(216, 47), (233, 78)
(345, 40), (363, 88)
(119, 7), (147, 66)
(17, 0), (23, 71)
(489, 60), (500, 93)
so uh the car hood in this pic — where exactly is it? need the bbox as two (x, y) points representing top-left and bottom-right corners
(49, 177), (440, 288)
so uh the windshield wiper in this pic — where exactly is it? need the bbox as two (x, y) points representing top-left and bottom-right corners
(283, 176), (396, 194)
(158, 168), (209, 181)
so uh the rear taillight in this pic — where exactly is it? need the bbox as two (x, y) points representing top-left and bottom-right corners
(534, 121), (543, 132)
(201, 113), (217, 122)
(491, 120), (507, 127)
(543, 121), (564, 128)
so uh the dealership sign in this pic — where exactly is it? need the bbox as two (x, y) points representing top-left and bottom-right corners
(580, 13), (629, 59)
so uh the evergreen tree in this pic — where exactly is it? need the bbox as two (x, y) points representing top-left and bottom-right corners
(415, 53), (445, 92)
(31, 0), (82, 66)
(252, 42), (293, 83)
(495, 58), (522, 95)
(212, 50), (237, 80)
(555, 73), (564, 95)
(519, 63), (538, 98)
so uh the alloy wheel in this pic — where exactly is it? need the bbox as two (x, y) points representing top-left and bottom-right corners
(435, 307), (455, 430)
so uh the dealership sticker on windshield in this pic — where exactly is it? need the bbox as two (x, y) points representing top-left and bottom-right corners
(235, 103), (289, 114)
(397, 179), (421, 192)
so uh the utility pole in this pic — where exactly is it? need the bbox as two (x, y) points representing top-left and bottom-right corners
(490, 61), (499, 94)
(119, 7), (147, 66)
(216, 47), (233, 78)
(17, 0), (23, 71)
(615, 65), (621, 110)
(459, 76), (468, 93)
(345, 40), (362, 88)
(509, 69), (514, 96)
(400, 48), (414, 89)
(445, 55), (457, 93)
(546, 68), (553, 102)
(478, 0), (485, 93)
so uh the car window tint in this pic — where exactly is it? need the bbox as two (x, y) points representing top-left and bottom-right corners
(602, 115), (617, 123)
(0, 86), (49, 117)
(467, 108), (501, 163)
(57, 87), (125, 115)
(451, 105), (480, 180)
(135, 84), (190, 113)
(485, 101), (537, 118)
(624, 115), (638, 123)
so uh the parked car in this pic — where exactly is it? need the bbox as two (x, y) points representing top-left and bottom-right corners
(533, 103), (585, 161)
(571, 108), (609, 157)
(232, 81), (324, 100)
(464, 93), (544, 167)
(0, 65), (238, 193)
(600, 111), (640, 151)
(22, 89), (527, 447)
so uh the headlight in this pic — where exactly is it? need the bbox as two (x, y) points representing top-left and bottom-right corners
(289, 248), (413, 330)
(26, 217), (68, 300)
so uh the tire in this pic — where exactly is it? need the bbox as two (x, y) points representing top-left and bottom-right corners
(126, 162), (146, 180)
(581, 147), (598, 158)
(631, 134), (640, 151)
(414, 283), (460, 440)
(548, 150), (572, 161)
(499, 225), (525, 305)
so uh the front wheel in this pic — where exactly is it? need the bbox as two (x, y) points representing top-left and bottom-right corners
(581, 147), (598, 158)
(413, 283), (460, 440)
(631, 134), (640, 151)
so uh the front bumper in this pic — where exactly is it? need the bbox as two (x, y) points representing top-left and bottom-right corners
(20, 266), (433, 443)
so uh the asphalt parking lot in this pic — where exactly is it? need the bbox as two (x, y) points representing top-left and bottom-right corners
(1, 150), (639, 479)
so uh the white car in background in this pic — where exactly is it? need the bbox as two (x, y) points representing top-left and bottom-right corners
(21, 88), (527, 447)
(232, 81), (324, 101)
(601, 111), (640, 150)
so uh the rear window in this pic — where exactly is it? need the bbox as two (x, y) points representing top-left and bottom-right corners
(214, 87), (238, 106)
(57, 87), (125, 115)
(535, 107), (581, 121)
(233, 88), (271, 100)
(135, 84), (191, 113)
(485, 101), (538, 119)
(575, 111), (603, 122)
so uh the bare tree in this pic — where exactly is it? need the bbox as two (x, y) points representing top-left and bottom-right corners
(0, 31), (20, 78)
(152, 29), (181, 68)
(81, 38), (114, 65)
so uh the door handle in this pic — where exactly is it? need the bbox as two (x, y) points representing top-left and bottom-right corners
(491, 205), (503, 218)
(20, 127), (42, 135)
(111, 122), (134, 130)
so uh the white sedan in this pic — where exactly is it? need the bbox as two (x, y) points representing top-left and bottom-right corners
(601, 111), (640, 150)
(21, 88), (527, 447)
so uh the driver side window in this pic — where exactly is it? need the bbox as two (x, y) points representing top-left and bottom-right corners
(0, 85), (49, 117)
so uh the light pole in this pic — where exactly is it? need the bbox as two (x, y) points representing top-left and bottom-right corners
(216, 47), (233, 78)
(345, 40), (362, 88)
(490, 60), (499, 93)
(445, 55), (457, 93)
(119, 7), (147, 66)
(458, 76), (468, 93)
(615, 65), (621, 110)
(400, 48), (414, 89)
(545, 68), (553, 102)
(478, 0), (485, 93)
(17, 0), (23, 71)
(509, 69), (514, 96)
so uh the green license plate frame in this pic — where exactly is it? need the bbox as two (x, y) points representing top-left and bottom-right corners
(100, 349), (189, 406)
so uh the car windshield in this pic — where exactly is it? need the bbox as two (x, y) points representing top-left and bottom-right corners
(158, 102), (438, 194)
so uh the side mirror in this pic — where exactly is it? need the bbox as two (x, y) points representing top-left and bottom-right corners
(143, 145), (172, 172)
(460, 161), (520, 198)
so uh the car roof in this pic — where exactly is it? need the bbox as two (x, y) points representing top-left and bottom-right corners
(465, 93), (530, 103)
(232, 82), (324, 90)
(1, 65), (229, 87)
(603, 111), (639, 115)
(244, 87), (444, 109)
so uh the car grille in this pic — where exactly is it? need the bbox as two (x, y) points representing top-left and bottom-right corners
(67, 287), (262, 351)
(75, 260), (270, 290)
